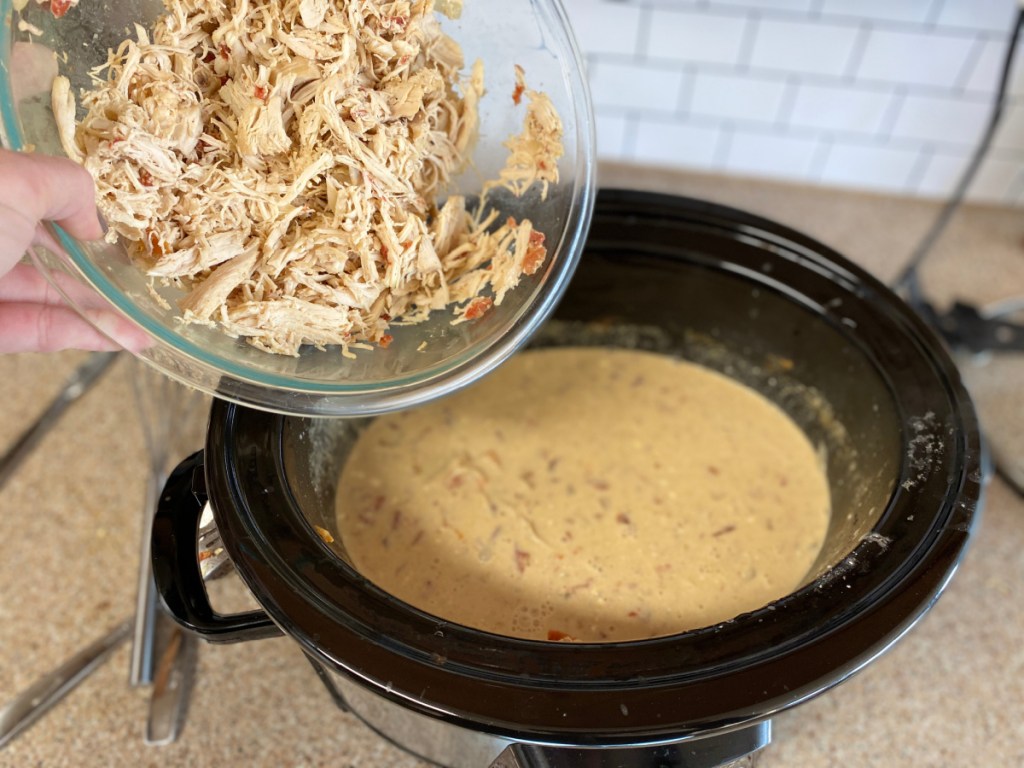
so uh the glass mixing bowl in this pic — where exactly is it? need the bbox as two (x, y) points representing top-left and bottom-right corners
(0, 0), (594, 416)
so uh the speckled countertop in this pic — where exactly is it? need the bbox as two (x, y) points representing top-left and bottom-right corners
(1, 165), (1023, 767)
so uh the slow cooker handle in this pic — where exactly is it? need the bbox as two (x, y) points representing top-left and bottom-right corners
(151, 451), (283, 644)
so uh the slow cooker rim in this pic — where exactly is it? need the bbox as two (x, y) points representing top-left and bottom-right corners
(202, 189), (982, 740)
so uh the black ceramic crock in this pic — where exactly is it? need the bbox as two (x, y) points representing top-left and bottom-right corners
(152, 189), (984, 767)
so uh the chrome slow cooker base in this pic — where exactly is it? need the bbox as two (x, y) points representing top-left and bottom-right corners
(310, 657), (769, 768)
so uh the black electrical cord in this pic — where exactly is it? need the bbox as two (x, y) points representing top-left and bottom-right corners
(893, 6), (1024, 305)
(891, 9), (1024, 501)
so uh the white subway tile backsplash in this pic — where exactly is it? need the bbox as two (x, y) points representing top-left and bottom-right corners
(690, 71), (787, 123)
(595, 112), (630, 157)
(632, 119), (722, 170)
(934, 0), (1018, 33)
(560, 0), (643, 57)
(916, 151), (1024, 201)
(963, 38), (1008, 94)
(789, 83), (895, 133)
(916, 152), (970, 196)
(749, 19), (861, 77)
(994, 103), (1024, 151)
(725, 130), (820, 179)
(969, 155), (1024, 201)
(647, 10), (748, 66)
(820, 142), (923, 190)
(819, 0), (935, 25)
(855, 29), (977, 88)
(564, 0), (1022, 204)
(962, 37), (1024, 96)
(589, 61), (686, 113)
(891, 93), (990, 144)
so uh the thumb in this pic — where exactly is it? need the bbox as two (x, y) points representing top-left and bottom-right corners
(0, 149), (103, 242)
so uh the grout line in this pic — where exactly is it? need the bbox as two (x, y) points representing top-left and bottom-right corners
(635, 4), (653, 63)
(774, 74), (801, 127)
(808, 133), (834, 180)
(586, 52), (999, 100)
(618, 0), (1007, 38)
(906, 144), (936, 191)
(676, 65), (697, 116)
(713, 122), (734, 168)
(594, 106), (1024, 158)
(736, 10), (760, 73)
(622, 113), (640, 158)
(954, 34), (988, 93)
(842, 21), (872, 82)
(925, 0), (947, 29)
(877, 84), (908, 136)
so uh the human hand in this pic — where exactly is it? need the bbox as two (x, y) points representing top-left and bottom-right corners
(0, 149), (144, 353)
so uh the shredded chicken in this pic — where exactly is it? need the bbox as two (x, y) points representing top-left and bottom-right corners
(52, 0), (563, 355)
(484, 64), (562, 199)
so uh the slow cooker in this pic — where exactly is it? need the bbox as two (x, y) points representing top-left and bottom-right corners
(152, 189), (984, 767)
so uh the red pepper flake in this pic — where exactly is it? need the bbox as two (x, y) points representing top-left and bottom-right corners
(381, 312), (391, 321)
(512, 81), (525, 105)
(146, 230), (163, 258)
(547, 629), (575, 642)
(616, 513), (631, 525)
(514, 547), (531, 574)
(50, 0), (72, 17)
(506, 216), (518, 228)
(463, 297), (493, 320)
(627, 610), (638, 618)
(379, 333), (393, 348)
(254, 84), (269, 101)
(198, 549), (214, 562)
(523, 230), (547, 275)
(139, 169), (154, 187)
(219, 43), (230, 58)
(202, 50), (216, 64)
(712, 525), (736, 538)
(538, 160), (548, 171)
(219, 75), (230, 86)
(380, 244), (389, 260)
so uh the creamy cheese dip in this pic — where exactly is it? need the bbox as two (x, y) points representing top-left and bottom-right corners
(335, 348), (830, 642)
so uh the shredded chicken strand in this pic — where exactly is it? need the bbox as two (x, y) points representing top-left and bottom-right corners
(52, 0), (563, 356)
(483, 64), (563, 200)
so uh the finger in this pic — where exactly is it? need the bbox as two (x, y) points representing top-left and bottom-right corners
(0, 150), (103, 242)
(0, 302), (148, 353)
(0, 262), (115, 311)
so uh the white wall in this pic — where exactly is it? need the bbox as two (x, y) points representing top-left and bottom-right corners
(566, 0), (1024, 203)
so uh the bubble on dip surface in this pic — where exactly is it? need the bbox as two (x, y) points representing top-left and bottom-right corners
(335, 348), (830, 642)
